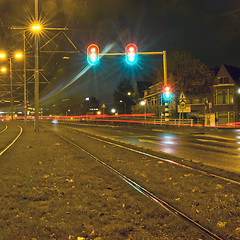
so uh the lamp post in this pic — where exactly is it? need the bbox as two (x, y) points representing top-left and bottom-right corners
(31, 22), (42, 132)
(23, 31), (27, 125)
(140, 100), (147, 124)
(0, 51), (23, 121)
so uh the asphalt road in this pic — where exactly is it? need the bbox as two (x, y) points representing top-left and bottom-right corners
(61, 123), (240, 174)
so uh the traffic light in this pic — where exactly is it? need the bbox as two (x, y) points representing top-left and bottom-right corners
(163, 85), (172, 100)
(87, 44), (99, 65)
(125, 43), (138, 64)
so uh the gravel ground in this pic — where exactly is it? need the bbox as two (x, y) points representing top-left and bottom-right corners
(0, 122), (239, 240)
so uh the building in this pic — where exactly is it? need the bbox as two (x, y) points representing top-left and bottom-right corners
(133, 64), (240, 125)
(213, 64), (240, 124)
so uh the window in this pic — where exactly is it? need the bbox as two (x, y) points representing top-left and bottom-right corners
(193, 98), (200, 104)
(218, 77), (229, 84)
(229, 89), (234, 104)
(151, 97), (157, 106)
(216, 90), (226, 104)
(202, 97), (208, 104)
(215, 89), (234, 105)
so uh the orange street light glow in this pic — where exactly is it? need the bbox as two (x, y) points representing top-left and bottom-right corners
(0, 53), (6, 58)
(15, 53), (22, 58)
(31, 24), (42, 31)
(1, 67), (7, 73)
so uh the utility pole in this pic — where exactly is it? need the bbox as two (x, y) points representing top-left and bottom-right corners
(34, 0), (39, 132)
(23, 31), (27, 125)
(9, 58), (13, 121)
(11, 0), (79, 131)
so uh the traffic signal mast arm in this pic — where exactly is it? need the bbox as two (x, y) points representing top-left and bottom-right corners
(99, 51), (165, 55)
(87, 44), (167, 85)
(99, 52), (125, 56)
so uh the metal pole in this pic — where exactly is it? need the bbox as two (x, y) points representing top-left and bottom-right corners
(34, 0), (39, 132)
(163, 51), (167, 86)
(145, 101), (147, 125)
(9, 58), (13, 121)
(23, 31), (27, 125)
(163, 51), (169, 123)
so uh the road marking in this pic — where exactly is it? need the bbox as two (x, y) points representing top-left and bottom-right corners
(196, 138), (220, 143)
(194, 134), (238, 142)
(138, 139), (158, 144)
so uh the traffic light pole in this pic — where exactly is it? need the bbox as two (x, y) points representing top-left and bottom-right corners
(139, 51), (169, 123)
(99, 49), (169, 123)
(163, 51), (169, 123)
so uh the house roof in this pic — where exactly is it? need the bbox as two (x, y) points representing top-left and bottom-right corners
(223, 64), (240, 83)
(134, 81), (152, 98)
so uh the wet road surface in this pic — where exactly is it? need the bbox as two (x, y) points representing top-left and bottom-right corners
(61, 123), (240, 174)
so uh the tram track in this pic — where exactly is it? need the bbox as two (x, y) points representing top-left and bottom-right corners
(68, 126), (240, 186)
(0, 124), (7, 134)
(54, 126), (232, 240)
(0, 124), (23, 156)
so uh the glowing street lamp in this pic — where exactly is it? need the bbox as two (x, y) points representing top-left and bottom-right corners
(111, 108), (116, 114)
(31, 23), (42, 32)
(31, 21), (43, 132)
(0, 53), (6, 58)
(1, 67), (7, 73)
(140, 100), (147, 124)
(15, 52), (23, 59)
(0, 52), (23, 120)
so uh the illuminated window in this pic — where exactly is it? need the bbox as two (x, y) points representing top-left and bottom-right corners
(229, 89), (234, 104)
(151, 97), (157, 106)
(218, 77), (229, 84)
(215, 89), (234, 105)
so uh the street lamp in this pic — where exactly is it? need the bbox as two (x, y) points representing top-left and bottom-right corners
(140, 100), (147, 124)
(1, 67), (7, 73)
(111, 108), (116, 114)
(0, 53), (6, 58)
(31, 21), (43, 132)
(31, 24), (42, 32)
(0, 51), (23, 121)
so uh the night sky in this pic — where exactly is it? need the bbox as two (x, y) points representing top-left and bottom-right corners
(0, 0), (239, 106)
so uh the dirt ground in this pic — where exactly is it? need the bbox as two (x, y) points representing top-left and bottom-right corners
(0, 122), (239, 240)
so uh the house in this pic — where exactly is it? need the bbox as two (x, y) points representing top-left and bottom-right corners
(133, 64), (240, 125)
(132, 81), (165, 117)
(213, 64), (240, 124)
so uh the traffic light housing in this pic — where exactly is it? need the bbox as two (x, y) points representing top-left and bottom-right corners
(163, 85), (172, 100)
(125, 43), (138, 64)
(87, 44), (99, 65)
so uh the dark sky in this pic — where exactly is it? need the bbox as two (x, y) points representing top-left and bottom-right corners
(0, 0), (240, 106)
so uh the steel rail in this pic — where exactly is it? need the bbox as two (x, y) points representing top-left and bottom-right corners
(69, 127), (240, 186)
(0, 125), (7, 134)
(0, 125), (23, 156)
(55, 131), (223, 240)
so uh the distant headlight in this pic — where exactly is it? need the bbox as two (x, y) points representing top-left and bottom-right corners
(52, 119), (58, 124)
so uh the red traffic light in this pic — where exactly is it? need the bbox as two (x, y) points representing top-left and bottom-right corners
(125, 43), (138, 64)
(163, 85), (172, 100)
(87, 44), (99, 65)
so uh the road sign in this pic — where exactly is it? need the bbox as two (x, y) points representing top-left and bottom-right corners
(180, 101), (186, 109)
(179, 91), (186, 103)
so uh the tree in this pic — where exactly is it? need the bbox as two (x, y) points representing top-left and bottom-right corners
(113, 80), (134, 114)
(156, 51), (214, 94)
